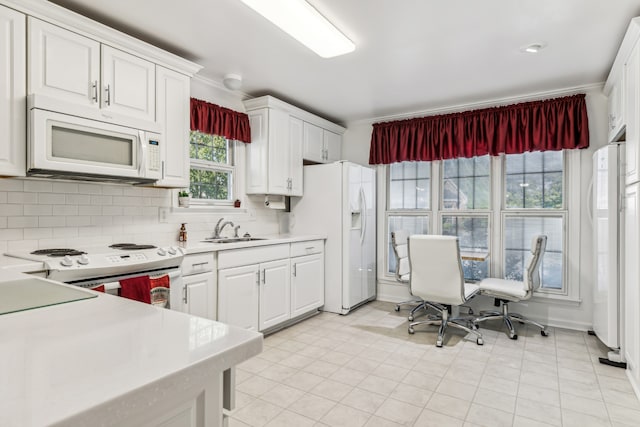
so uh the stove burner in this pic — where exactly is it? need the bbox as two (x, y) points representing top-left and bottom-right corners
(109, 243), (157, 250)
(30, 248), (86, 257)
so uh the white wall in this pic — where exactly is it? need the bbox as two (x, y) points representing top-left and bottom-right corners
(342, 85), (609, 331)
(0, 78), (281, 254)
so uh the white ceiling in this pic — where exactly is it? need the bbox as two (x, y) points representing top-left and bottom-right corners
(49, 0), (640, 125)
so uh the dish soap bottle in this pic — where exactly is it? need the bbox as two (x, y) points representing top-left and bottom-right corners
(178, 223), (187, 244)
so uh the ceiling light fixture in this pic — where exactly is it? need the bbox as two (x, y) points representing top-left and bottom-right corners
(239, 0), (355, 58)
(522, 43), (546, 54)
(223, 73), (243, 91)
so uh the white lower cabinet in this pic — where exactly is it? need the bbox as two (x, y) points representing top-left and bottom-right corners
(218, 264), (260, 331)
(259, 259), (291, 330)
(291, 253), (324, 318)
(179, 252), (216, 320)
(625, 183), (640, 387)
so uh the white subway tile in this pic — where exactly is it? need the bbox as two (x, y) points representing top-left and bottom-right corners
(122, 187), (143, 197)
(53, 227), (78, 238)
(7, 239), (37, 252)
(24, 204), (52, 216)
(91, 216), (113, 226)
(65, 194), (91, 205)
(77, 226), (102, 237)
(0, 217), (6, 228)
(23, 228), (53, 240)
(102, 185), (124, 196)
(0, 241), (7, 253)
(102, 225), (123, 236)
(8, 192), (38, 204)
(0, 229), (24, 240)
(38, 216), (67, 228)
(0, 192), (6, 203)
(113, 216), (133, 225)
(91, 195), (113, 205)
(38, 238), (68, 248)
(102, 206), (123, 216)
(52, 182), (78, 193)
(78, 183), (102, 194)
(78, 205), (101, 216)
(142, 207), (158, 217)
(8, 216), (39, 228)
(38, 193), (66, 204)
(67, 216), (91, 227)
(112, 196), (139, 206)
(0, 204), (23, 216)
(122, 206), (142, 216)
(24, 180), (53, 193)
(0, 179), (23, 191)
(52, 205), (78, 216)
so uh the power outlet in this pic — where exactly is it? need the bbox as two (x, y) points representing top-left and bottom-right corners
(159, 207), (169, 223)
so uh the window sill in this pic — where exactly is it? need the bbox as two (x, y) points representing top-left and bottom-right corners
(530, 293), (582, 307)
(164, 206), (248, 214)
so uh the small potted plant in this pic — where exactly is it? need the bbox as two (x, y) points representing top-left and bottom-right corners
(178, 190), (190, 208)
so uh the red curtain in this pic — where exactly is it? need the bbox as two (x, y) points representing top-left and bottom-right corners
(190, 98), (251, 143)
(369, 94), (589, 164)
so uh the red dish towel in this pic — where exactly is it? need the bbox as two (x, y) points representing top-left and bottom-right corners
(150, 274), (170, 308)
(119, 276), (152, 304)
(90, 285), (105, 293)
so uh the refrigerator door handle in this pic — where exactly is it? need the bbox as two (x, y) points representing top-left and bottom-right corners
(587, 178), (594, 226)
(359, 187), (367, 246)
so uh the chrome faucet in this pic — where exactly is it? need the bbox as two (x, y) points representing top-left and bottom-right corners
(234, 225), (241, 238)
(213, 218), (235, 239)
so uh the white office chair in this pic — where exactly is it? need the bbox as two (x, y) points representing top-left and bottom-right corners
(391, 230), (430, 321)
(407, 235), (483, 347)
(474, 235), (549, 340)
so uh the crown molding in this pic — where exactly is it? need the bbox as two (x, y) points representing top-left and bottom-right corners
(191, 74), (251, 100)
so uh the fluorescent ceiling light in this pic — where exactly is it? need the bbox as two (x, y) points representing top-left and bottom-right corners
(240, 0), (355, 58)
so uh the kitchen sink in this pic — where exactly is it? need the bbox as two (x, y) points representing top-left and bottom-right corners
(202, 237), (267, 244)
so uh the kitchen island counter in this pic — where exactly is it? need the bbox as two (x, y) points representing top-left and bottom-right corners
(0, 270), (262, 427)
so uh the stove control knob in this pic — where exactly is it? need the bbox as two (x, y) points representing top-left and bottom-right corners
(168, 246), (177, 255)
(157, 248), (167, 256)
(77, 254), (90, 265)
(60, 256), (73, 267)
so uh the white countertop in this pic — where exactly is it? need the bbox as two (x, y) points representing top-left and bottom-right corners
(184, 233), (326, 254)
(0, 255), (44, 273)
(0, 270), (262, 426)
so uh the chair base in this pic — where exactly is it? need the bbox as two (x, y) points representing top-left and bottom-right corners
(408, 304), (483, 347)
(395, 299), (441, 321)
(475, 302), (548, 340)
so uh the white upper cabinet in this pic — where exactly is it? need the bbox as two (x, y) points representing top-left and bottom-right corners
(101, 45), (155, 121)
(303, 121), (342, 163)
(155, 66), (190, 187)
(0, 5), (26, 177)
(289, 116), (303, 195)
(608, 78), (625, 142)
(28, 18), (156, 123)
(625, 39), (640, 185)
(28, 17), (99, 108)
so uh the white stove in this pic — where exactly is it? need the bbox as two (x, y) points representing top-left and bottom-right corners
(6, 244), (185, 284)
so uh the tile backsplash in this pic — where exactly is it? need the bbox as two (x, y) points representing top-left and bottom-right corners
(0, 178), (279, 253)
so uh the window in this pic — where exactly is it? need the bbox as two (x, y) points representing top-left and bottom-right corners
(189, 130), (235, 204)
(503, 151), (565, 290)
(442, 215), (490, 281)
(386, 162), (431, 275)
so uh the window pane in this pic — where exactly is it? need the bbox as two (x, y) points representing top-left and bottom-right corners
(442, 215), (489, 280)
(503, 216), (563, 289)
(505, 151), (563, 209)
(189, 168), (232, 201)
(387, 216), (429, 274)
(189, 131), (231, 164)
(442, 156), (490, 210)
(388, 161), (431, 210)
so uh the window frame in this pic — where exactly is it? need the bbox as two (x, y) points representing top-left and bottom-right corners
(188, 131), (237, 207)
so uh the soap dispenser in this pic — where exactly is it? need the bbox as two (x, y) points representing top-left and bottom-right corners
(178, 223), (187, 243)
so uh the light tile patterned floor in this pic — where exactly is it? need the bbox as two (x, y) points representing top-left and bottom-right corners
(228, 301), (640, 427)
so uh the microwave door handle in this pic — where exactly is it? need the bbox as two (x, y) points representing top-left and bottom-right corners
(138, 131), (147, 176)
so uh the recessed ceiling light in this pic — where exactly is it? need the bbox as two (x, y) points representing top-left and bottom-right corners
(522, 43), (546, 54)
(240, 0), (355, 58)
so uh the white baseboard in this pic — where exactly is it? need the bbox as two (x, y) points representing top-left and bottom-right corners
(628, 370), (640, 403)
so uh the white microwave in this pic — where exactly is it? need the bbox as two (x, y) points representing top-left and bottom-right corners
(28, 108), (162, 184)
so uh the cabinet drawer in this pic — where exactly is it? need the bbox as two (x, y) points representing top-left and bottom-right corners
(182, 253), (215, 275)
(218, 244), (289, 269)
(290, 240), (324, 257)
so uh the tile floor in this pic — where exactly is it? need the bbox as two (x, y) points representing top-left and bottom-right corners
(228, 301), (640, 427)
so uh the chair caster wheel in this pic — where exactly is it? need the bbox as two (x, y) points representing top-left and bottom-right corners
(476, 338), (484, 346)
(408, 315), (414, 321)
(541, 330), (549, 337)
(468, 309), (474, 315)
(519, 321), (525, 325)
(436, 339), (443, 347)
(408, 327), (415, 334)
(395, 306), (400, 312)
(510, 334), (518, 340)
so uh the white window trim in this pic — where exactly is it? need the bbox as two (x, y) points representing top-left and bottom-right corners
(383, 211), (431, 280)
(189, 138), (238, 207)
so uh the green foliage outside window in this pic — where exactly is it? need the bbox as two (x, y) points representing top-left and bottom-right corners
(189, 131), (233, 201)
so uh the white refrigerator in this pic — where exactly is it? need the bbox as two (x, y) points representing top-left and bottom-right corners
(592, 143), (624, 351)
(291, 161), (376, 314)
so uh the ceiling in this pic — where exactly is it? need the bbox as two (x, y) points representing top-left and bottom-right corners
(49, 0), (640, 125)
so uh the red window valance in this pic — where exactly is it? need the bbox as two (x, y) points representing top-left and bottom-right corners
(369, 94), (589, 164)
(190, 98), (251, 143)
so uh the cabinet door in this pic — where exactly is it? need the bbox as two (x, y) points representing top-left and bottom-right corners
(289, 116), (303, 196)
(303, 122), (324, 163)
(323, 130), (341, 163)
(182, 272), (216, 320)
(0, 6), (26, 176)
(28, 17), (100, 108)
(291, 254), (324, 318)
(246, 109), (269, 194)
(625, 41), (640, 185)
(267, 109), (291, 195)
(218, 265), (259, 331)
(101, 45), (155, 122)
(625, 183), (640, 383)
(155, 66), (190, 187)
(608, 80), (625, 142)
(259, 259), (290, 331)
